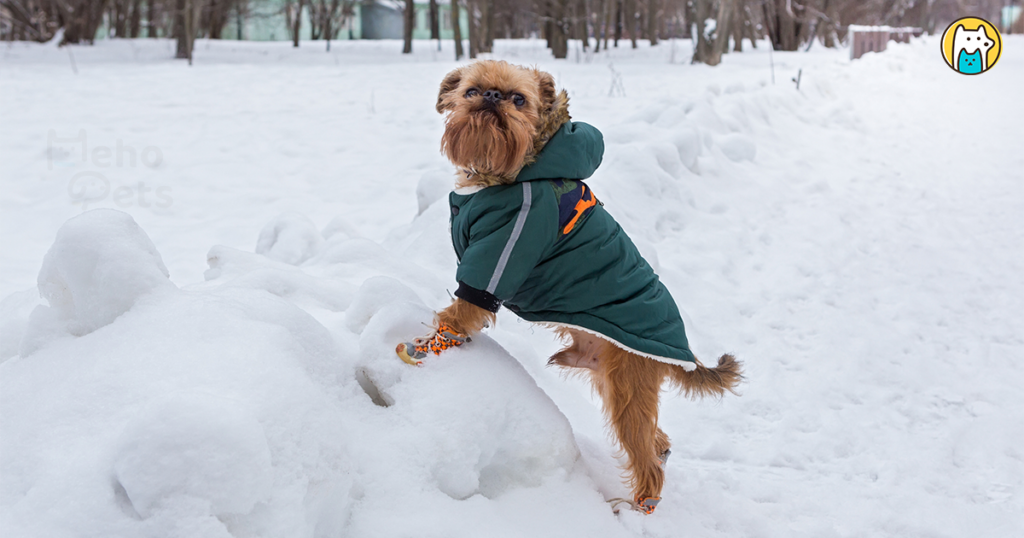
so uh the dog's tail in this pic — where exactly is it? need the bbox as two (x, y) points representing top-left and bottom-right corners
(666, 354), (743, 399)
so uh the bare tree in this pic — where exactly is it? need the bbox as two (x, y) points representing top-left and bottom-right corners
(691, 0), (711, 62)
(129, 0), (141, 36)
(0, 0), (61, 41)
(452, 0), (464, 59)
(481, 0), (493, 52)
(646, 0), (658, 45)
(624, 0), (636, 47)
(174, 0), (188, 56)
(285, 0), (305, 47)
(429, 0), (439, 40)
(146, 0), (157, 37)
(467, 0), (477, 57)
(402, 0), (413, 53)
(0, 0), (981, 56)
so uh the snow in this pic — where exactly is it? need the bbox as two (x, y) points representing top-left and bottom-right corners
(29, 209), (174, 342)
(113, 391), (274, 518)
(2, 36), (1023, 537)
(255, 211), (326, 266)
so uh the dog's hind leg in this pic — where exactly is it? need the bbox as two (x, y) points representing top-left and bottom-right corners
(655, 428), (672, 466)
(547, 328), (603, 370)
(597, 343), (666, 512)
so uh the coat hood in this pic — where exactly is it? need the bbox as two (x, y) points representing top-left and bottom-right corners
(515, 120), (605, 182)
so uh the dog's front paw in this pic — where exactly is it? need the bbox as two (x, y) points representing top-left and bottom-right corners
(395, 342), (426, 366)
(395, 323), (470, 366)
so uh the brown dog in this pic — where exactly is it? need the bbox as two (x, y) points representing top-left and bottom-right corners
(398, 60), (742, 514)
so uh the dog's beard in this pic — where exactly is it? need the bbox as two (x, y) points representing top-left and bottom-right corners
(441, 105), (536, 181)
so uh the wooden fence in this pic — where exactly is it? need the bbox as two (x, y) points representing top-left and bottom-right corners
(849, 26), (924, 60)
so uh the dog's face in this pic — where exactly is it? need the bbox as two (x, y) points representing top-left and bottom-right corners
(436, 60), (557, 181)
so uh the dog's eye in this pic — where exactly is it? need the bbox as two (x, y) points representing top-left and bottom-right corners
(465, 88), (480, 98)
(512, 94), (526, 107)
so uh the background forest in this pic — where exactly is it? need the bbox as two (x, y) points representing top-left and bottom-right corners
(2, 0), (1020, 64)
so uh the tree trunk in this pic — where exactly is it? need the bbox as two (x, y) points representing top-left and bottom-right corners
(707, 0), (733, 64)
(579, 0), (588, 51)
(113, 0), (127, 37)
(603, 0), (613, 50)
(429, 0), (439, 39)
(292, 0), (304, 47)
(308, 0), (322, 40)
(646, 0), (658, 45)
(691, 0), (712, 63)
(483, 0), (493, 53)
(452, 0), (464, 60)
(732, 0), (743, 52)
(402, 0), (414, 53)
(612, 0), (619, 46)
(237, 2), (245, 40)
(765, 0), (800, 51)
(552, 0), (568, 58)
(821, 0), (838, 47)
(129, 0), (142, 37)
(625, 0), (636, 48)
(467, 0), (479, 58)
(175, 0), (189, 57)
(208, 0), (228, 39)
(147, 0), (156, 37)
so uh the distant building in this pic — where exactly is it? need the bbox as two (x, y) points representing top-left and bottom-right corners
(87, 0), (467, 42)
(1003, 5), (1022, 32)
(221, 0), (467, 42)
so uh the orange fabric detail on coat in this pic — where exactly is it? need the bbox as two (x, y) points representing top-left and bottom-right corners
(562, 186), (598, 235)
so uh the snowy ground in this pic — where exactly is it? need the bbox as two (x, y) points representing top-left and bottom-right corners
(1, 36), (1022, 538)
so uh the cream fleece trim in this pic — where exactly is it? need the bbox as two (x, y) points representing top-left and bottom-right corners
(542, 321), (698, 372)
(453, 184), (485, 195)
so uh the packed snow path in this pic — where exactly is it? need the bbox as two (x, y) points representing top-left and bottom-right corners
(1, 38), (1022, 537)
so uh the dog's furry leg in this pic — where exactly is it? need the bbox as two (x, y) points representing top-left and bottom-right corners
(655, 428), (671, 461)
(548, 327), (603, 370)
(435, 298), (496, 336)
(667, 354), (743, 399)
(598, 343), (666, 503)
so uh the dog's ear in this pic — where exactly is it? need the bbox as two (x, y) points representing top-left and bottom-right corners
(436, 67), (465, 114)
(533, 69), (557, 113)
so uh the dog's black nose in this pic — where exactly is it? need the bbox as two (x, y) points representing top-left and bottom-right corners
(483, 89), (503, 103)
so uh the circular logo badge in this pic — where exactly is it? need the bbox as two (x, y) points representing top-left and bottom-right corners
(941, 17), (1002, 75)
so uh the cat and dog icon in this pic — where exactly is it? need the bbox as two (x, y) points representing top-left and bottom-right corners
(942, 18), (1002, 75)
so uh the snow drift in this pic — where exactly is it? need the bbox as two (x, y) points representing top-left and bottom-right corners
(2, 35), (1022, 538)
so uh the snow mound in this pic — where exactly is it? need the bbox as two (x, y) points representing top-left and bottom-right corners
(715, 133), (757, 162)
(671, 126), (702, 172)
(353, 302), (580, 501)
(345, 276), (424, 334)
(0, 289), (40, 362)
(113, 392), (273, 518)
(29, 209), (174, 344)
(205, 245), (354, 312)
(255, 211), (324, 265)
(416, 169), (455, 215)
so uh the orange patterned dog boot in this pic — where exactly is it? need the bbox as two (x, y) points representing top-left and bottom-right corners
(636, 496), (660, 515)
(395, 323), (470, 366)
